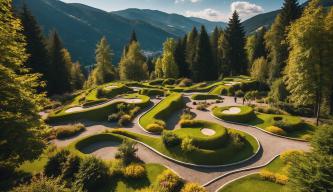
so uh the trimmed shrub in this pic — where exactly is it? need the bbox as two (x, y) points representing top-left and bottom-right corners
(108, 113), (121, 122)
(273, 117), (303, 132)
(181, 183), (207, 192)
(156, 170), (182, 192)
(196, 102), (209, 111)
(181, 137), (196, 153)
(74, 156), (109, 191)
(118, 114), (132, 126)
(97, 85), (132, 99)
(229, 131), (245, 149)
(280, 150), (303, 163)
(140, 88), (165, 96)
(191, 94), (221, 101)
(212, 106), (256, 123)
(54, 123), (85, 139)
(179, 120), (202, 128)
(149, 79), (164, 85)
(162, 131), (181, 147)
(123, 164), (146, 178)
(266, 126), (286, 136)
(260, 170), (288, 185)
(109, 159), (124, 176)
(146, 123), (164, 133)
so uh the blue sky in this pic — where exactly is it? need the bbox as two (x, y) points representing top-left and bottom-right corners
(60, 0), (307, 21)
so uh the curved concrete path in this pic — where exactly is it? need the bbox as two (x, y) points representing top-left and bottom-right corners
(51, 93), (310, 192)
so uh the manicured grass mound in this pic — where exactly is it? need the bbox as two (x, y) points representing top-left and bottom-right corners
(139, 93), (185, 133)
(111, 120), (259, 165)
(191, 94), (221, 101)
(47, 94), (150, 123)
(139, 88), (165, 96)
(53, 123), (86, 139)
(212, 106), (256, 123)
(97, 84), (132, 99)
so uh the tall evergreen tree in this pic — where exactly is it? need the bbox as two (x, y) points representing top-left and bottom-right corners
(217, 31), (230, 78)
(0, 0), (46, 175)
(224, 11), (247, 75)
(210, 27), (220, 75)
(47, 31), (72, 95)
(284, 0), (333, 125)
(20, 5), (49, 83)
(265, 0), (301, 80)
(186, 27), (198, 74)
(174, 35), (189, 78)
(70, 61), (85, 90)
(192, 26), (217, 82)
(86, 37), (116, 87)
(119, 41), (148, 81)
(246, 27), (267, 68)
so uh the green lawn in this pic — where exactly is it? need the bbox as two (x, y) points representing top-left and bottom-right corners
(111, 120), (259, 165)
(139, 92), (184, 130)
(219, 157), (288, 192)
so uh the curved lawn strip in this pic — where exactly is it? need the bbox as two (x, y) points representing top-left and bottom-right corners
(139, 93), (184, 132)
(212, 106), (315, 140)
(47, 94), (150, 123)
(218, 157), (287, 192)
(191, 94), (221, 101)
(111, 125), (259, 166)
(212, 106), (256, 123)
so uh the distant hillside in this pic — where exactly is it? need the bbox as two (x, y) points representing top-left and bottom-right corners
(113, 8), (226, 36)
(12, 0), (176, 66)
(242, 0), (333, 34)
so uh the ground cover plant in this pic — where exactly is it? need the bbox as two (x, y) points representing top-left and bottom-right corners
(52, 123), (86, 139)
(139, 93), (185, 133)
(212, 106), (315, 139)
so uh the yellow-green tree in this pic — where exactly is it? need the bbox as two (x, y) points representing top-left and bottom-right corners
(250, 57), (268, 83)
(0, 0), (46, 175)
(156, 38), (179, 78)
(284, 0), (333, 125)
(119, 41), (148, 81)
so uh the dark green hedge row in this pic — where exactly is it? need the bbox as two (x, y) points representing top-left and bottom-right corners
(139, 88), (165, 96)
(97, 85), (132, 99)
(212, 106), (256, 123)
(191, 94), (221, 100)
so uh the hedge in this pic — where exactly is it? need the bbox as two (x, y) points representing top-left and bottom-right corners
(139, 93), (185, 133)
(212, 106), (256, 123)
(97, 85), (132, 99)
(191, 94), (221, 100)
(47, 94), (150, 123)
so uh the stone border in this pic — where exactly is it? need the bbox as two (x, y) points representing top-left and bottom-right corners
(212, 155), (281, 192)
(210, 113), (309, 142)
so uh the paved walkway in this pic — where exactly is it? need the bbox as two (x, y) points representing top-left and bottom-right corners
(51, 94), (311, 192)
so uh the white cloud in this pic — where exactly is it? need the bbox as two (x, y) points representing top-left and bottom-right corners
(185, 8), (229, 22)
(231, 1), (264, 19)
(175, 0), (201, 4)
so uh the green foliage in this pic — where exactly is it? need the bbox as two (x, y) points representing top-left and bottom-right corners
(11, 174), (70, 192)
(123, 164), (146, 179)
(181, 183), (207, 192)
(0, 0), (46, 172)
(246, 27), (267, 67)
(181, 137), (196, 153)
(155, 170), (182, 192)
(97, 85), (132, 99)
(155, 38), (179, 78)
(44, 150), (70, 178)
(140, 88), (165, 96)
(175, 36), (190, 78)
(54, 123), (86, 139)
(266, 126), (287, 136)
(212, 106), (256, 123)
(268, 78), (289, 103)
(250, 57), (268, 83)
(115, 139), (138, 165)
(73, 156), (109, 192)
(311, 125), (333, 155)
(146, 123), (165, 133)
(119, 41), (148, 81)
(118, 114), (132, 126)
(162, 131), (181, 147)
(191, 94), (221, 100)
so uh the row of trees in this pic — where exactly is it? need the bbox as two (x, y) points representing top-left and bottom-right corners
(247, 0), (333, 122)
(20, 5), (85, 95)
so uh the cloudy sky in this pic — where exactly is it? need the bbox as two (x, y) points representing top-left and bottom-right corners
(60, 0), (307, 22)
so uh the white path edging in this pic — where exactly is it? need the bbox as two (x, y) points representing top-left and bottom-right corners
(210, 113), (309, 142)
(212, 155), (281, 192)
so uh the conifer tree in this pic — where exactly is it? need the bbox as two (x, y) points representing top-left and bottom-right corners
(186, 27), (198, 73)
(47, 31), (72, 95)
(246, 27), (267, 68)
(175, 35), (189, 78)
(0, 0), (46, 175)
(265, 0), (301, 80)
(20, 5), (49, 84)
(223, 11), (247, 75)
(192, 26), (217, 82)
(86, 37), (116, 87)
(217, 31), (230, 77)
(70, 61), (85, 90)
(210, 27), (221, 75)
(119, 41), (148, 81)
(284, 0), (333, 125)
